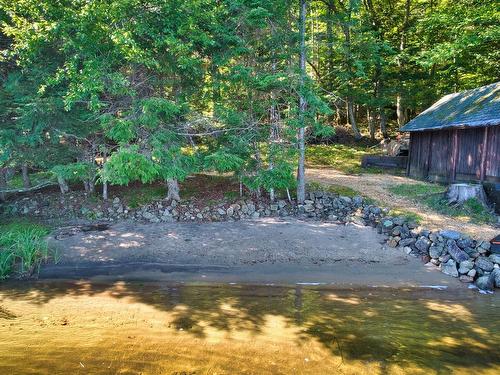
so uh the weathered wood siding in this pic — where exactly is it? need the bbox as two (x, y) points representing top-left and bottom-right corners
(407, 126), (500, 182)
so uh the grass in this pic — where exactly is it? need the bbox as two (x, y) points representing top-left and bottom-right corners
(388, 208), (423, 224)
(120, 184), (167, 209)
(6, 171), (55, 189)
(0, 221), (52, 279)
(389, 183), (496, 225)
(307, 181), (360, 198)
(306, 144), (382, 174)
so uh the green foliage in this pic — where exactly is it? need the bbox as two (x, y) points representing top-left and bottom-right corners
(306, 144), (380, 174)
(52, 163), (95, 183)
(306, 181), (360, 198)
(0, 221), (51, 279)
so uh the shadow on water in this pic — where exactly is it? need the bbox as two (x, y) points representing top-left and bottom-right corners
(0, 280), (499, 374)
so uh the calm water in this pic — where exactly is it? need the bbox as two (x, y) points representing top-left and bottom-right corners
(0, 281), (499, 374)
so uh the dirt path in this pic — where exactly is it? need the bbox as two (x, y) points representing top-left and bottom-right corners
(44, 219), (458, 287)
(307, 168), (498, 240)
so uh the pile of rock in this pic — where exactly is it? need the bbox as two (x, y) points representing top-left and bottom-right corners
(381, 221), (500, 290)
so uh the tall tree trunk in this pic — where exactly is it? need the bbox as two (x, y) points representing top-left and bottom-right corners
(166, 178), (180, 201)
(21, 164), (30, 189)
(102, 149), (108, 201)
(397, 0), (411, 127)
(296, 0), (307, 205)
(367, 108), (375, 140)
(380, 108), (388, 139)
(57, 175), (69, 195)
(0, 168), (6, 202)
(347, 98), (361, 139)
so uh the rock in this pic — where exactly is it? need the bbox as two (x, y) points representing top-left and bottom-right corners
(387, 237), (400, 248)
(270, 204), (278, 211)
(477, 241), (491, 252)
(458, 260), (474, 274)
(403, 246), (412, 255)
(352, 196), (363, 206)
(278, 200), (287, 209)
(429, 232), (439, 243)
(226, 207), (234, 216)
(429, 244), (444, 259)
(488, 254), (500, 264)
(415, 236), (431, 252)
(382, 220), (394, 230)
(217, 208), (226, 215)
(440, 230), (462, 240)
(251, 212), (260, 219)
(391, 226), (402, 236)
(467, 269), (477, 278)
(459, 275), (474, 283)
(457, 237), (472, 249)
(328, 214), (338, 221)
(421, 255), (431, 264)
(400, 238), (416, 247)
(446, 240), (469, 263)
(475, 257), (494, 272)
(439, 254), (451, 263)
(440, 259), (459, 277)
(304, 205), (315, 213)
(113, 197), (120, 204)
(492, 269), (500, 288)
(475, 275), (494, 291)
(196, 213), (203, 219)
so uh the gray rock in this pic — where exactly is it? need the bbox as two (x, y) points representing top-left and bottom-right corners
(439, 254), (451, 263)
(492, 269), (500, 288)
(352, 196), (363, 206)
(429, 232), (439, 243)
(440, 259), (459, 277)
(459, 275), (474, 283)
(270, 204), (278, 211)
(217, 208), (226, 215)
(387, 236), (400, 248)
(429, 244), (444, 259)
(467, 269), (477, 278)
(403, 246), (412, 255)
(382, 220), (394, 229)
(113, 197), (120, 204)
(415, 236), (431, 252)
(392, 226), (403, 236)
(251, 212), (260, 219)
(446, 240), (469, 263)
(328, 214), (338, 221)
(278, 200), (287, 209)
(458, 260), (474, 274)
(440, 230), (462, 240)
(475, 257), (494, 272)
(226, 207), (234, 216)
(457, 237), (472, 249)
(488, 254), (500, 264)
(400, 238), (416, 247)
(475, 275), (494, 291)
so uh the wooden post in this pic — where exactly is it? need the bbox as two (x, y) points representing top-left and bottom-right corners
(425, 131), (433, 178)
(479, 126), (489, 182)
(405, 134), (412, 177)
(450, 129), (458, 182)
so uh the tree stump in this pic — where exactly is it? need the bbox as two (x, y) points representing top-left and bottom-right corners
(446, 183), (488, 206)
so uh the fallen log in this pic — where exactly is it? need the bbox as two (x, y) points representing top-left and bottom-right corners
(0, 181), (57, 194)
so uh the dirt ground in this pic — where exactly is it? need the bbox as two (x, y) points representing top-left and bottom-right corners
(306, 168), (498, 240)
(44, 218), (460, 288)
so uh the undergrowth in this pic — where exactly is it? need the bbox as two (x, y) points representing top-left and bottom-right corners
(389, 183), (496, 225)
(0, 221), (54, 279)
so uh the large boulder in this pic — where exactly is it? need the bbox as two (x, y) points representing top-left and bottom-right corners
(475, 275), (494, 291)
(475, 257), (494, 272)
(446, 240), (469, 263)
(440, 259), (459, 277)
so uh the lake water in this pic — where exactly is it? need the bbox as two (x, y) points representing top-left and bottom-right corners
(0, 281), (499, 374)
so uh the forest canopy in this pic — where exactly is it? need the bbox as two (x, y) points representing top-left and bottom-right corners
(0, 0), (498, 202)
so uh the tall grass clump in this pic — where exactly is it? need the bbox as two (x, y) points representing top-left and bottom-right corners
(0, 222), (51, 279)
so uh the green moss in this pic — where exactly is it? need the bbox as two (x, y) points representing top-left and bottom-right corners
(307, 181), (360, 197)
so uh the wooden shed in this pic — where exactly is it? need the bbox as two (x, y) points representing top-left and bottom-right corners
(401, 82), (500, 183)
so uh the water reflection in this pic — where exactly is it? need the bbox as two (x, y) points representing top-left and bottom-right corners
(0, 281), (498, 374)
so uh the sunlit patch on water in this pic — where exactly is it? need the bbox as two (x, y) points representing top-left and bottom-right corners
(0, 281), (498, 374)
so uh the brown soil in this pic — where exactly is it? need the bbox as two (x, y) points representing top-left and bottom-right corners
(306, 168), (498, 240)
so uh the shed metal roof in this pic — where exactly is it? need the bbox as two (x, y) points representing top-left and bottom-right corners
(400, 82), (500, 132)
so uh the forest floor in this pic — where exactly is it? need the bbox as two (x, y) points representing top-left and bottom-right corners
(306, 168), (498, 240)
